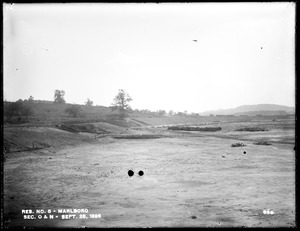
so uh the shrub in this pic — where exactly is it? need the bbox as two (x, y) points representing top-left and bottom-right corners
(65, 105), (82, 118)
(4, 100), (34, 122)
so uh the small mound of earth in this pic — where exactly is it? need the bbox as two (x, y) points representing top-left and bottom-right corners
(231, 142), (246, 147)
(56, 124), (80, 133)
(167, 126), (222, 132)
(235, 127), (268, 132)
(113, 134), (164, 139)
(56, 124), (105, 134)
(71, 124), (103, 133)
(254, 141), (272, 145)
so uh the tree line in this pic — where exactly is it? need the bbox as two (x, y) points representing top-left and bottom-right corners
(4, 89), (194, 122)
(3, 89), (134, 121)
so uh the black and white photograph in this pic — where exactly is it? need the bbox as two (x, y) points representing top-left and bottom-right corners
(2, 2), (296, 228)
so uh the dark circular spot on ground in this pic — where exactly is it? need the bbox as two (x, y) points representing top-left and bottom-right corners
(191, 215), (197, 219)
(128, 170), (134, 177)
(243, 151), (246, 154)
(138, 171), (144, 176)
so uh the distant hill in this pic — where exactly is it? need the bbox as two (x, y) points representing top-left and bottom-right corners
(199, 104), (295, 116)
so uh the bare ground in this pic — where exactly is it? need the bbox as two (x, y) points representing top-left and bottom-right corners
(3, 122), (295, 228)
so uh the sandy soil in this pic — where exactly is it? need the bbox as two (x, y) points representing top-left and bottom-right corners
(3, 128), (295, 228)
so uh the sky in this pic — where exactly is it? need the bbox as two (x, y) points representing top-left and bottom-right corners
(3, 3), (295, 113)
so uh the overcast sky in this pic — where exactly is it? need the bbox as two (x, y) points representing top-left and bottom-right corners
(3, 3), (295, 113)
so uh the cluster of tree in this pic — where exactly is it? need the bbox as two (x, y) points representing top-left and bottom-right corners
(134, 109), (152, 114)
(176, 111), (189, 116)
(131, 108), (198, 117)
(4, 89), (133, 121)
(168, 110), (175, 116)
(4, 99), (34, 122)
(134, 109), (167, 116)
(53, 90), (94, 107)
(156, 110), (166, 116)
